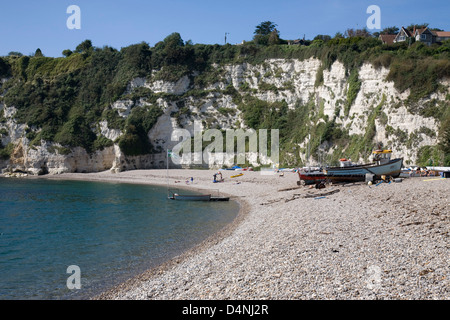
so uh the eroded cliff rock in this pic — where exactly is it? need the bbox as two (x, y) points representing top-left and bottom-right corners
(1, 57), (448, 174)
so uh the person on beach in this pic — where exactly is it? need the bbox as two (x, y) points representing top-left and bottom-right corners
(213, 172), (224, 183)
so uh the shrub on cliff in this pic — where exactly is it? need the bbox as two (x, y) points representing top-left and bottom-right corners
(0, 57), (11, 78)
(117, 105), (163, 156)
(54, 114), (97, 153)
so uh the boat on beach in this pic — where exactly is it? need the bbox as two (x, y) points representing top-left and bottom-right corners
(426, 166), (450, 178)
(167, 189), (230, 201)
(324, 150), (403, 182)
(209, 196), (230, 201)
(165, 149), (229, 201)
(169, 193), (230, 201)
(168, 193), (212, 201)
(297, 169), (326, 185)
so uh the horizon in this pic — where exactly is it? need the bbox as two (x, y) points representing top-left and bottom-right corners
(1, 0), (449, 58)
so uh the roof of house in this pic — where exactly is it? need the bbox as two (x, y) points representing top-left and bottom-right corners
(379, 34), (396, 45)
(393, 27), (413, 42)
(434, 31), (450, 38)
(414, 27), (434, 35)
(400, 27), (413, 37)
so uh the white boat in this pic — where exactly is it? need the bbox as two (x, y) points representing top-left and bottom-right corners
(426, 166), (450, 172)
(324, 150), (403, 182)
(168, 193), (211, 201)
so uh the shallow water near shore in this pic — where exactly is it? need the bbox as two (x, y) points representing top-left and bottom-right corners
(0, 177), (239, 300)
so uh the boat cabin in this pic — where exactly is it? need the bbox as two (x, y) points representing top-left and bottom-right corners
(339, 158), (353, 167)
(372, 149), (392, 164)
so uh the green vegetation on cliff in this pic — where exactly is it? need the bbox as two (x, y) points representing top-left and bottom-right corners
(0, 32), (449, 165)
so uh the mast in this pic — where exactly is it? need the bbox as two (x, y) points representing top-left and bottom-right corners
(166, 149), (170, 196)
(307, 133), (311, 172)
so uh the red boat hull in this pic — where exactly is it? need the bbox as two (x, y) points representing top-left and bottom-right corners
(297, 171), (326, 185)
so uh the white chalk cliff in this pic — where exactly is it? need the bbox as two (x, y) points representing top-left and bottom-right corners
(1, 57), (448, 174)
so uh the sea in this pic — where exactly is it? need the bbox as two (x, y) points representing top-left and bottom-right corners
(0, 177), (239, 300)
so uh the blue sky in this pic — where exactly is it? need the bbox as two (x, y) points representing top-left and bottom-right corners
(1, 0), (449, 57)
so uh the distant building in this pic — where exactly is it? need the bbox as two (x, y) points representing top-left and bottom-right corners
(393, 26), (450, 46)
(393, 27), (413, 43)
(379, 34), (396, 45)
(287, 39), (307, 45)
(413, 27), (435, 46)
(433, 31), (450, 42)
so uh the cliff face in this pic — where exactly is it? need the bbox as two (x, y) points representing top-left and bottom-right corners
(0, 104), (167, 174)
(0, 57), (448, 174)
(133, 58), (447, 166)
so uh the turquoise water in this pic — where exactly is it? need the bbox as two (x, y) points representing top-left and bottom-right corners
(0, 177), (239, 300)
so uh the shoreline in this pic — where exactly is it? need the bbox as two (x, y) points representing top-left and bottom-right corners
(19, 170), (450, 299)
(37, 169), (251, 300)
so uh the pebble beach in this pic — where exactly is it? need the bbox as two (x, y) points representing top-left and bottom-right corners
(44, 169), (449, 300)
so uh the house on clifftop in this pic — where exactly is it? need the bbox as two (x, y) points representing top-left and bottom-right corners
(394, 27), (413, 44)
(379, 34), (396, 45)
(434, 31), (450, 42)
(394, 26), (450, 46)
(413, 27), (435, 46)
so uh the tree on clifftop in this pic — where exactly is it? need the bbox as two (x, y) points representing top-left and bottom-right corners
(381, 26), (399, 35)
(344, 28), (372, 38)
(253, 21), (279, 45)
(158, 32), (187, 65)
(34, 48), (44, 57)
(163, 32), (185, 48)
(75, 40), (93, 54)
(62, 49), (73, 57)
(254, 21), (277, 35)
(268, 29), (281, 45)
